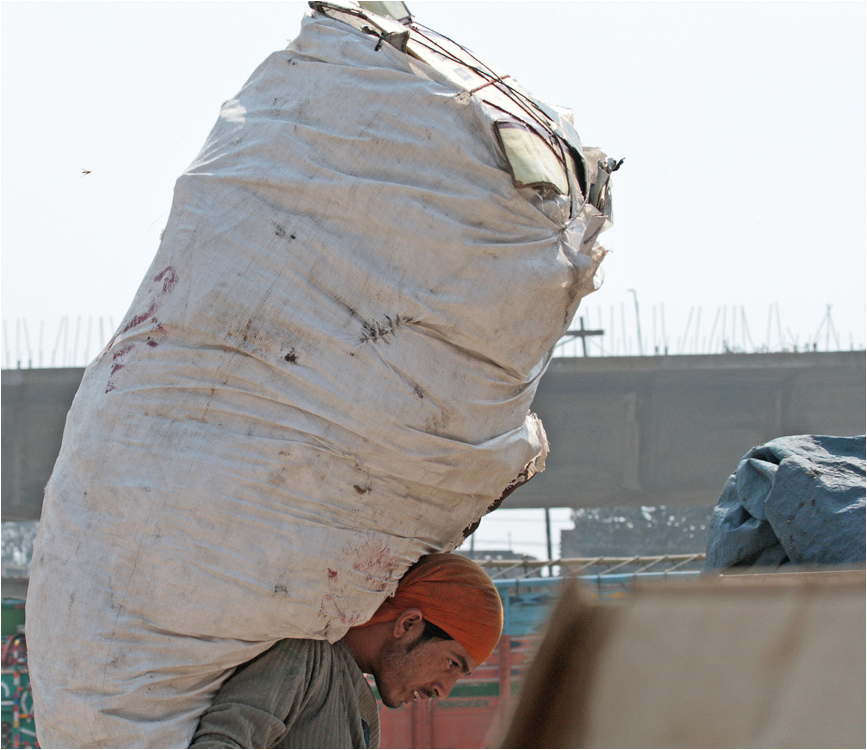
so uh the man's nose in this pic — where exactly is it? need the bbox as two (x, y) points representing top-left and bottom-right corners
(439, 672), (461, 698)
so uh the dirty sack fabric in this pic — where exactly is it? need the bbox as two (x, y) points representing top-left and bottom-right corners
(189, 640), (379, 749)
(26, 7), (611, 749)
(705, 435), (866, 569)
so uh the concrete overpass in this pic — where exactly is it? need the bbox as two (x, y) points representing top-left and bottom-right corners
(508, 351), (865, 510)
(2, 351), (864, 520)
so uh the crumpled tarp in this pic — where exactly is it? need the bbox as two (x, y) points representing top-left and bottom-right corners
(705, 435), (866, 569)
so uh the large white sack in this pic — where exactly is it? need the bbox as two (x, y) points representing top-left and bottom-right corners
(27, 3), (613, 747)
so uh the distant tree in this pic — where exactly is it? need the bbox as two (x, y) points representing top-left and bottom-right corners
(1, 521), (39, 572)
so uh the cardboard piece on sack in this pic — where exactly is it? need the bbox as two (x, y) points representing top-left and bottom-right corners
(26, 2), (617, 747)
(501, 569), (866, 749)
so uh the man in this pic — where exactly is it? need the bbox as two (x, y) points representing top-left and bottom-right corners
(190, 553), (503, 749)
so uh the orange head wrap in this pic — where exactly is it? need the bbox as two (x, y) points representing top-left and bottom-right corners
(364, 553), (503, 666)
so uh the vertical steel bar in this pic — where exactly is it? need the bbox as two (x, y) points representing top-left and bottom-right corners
(545, 508), (553, 575)
(498, 635), (512, 721)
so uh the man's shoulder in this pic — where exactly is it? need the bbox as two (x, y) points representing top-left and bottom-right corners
(259, 638), (359, 679)
(268, 637), (355, 660)
(269, 637), (336, 652)
(255, 638), (335, 672)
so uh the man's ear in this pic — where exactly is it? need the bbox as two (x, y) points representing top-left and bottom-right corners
(392, 608), (424, 641)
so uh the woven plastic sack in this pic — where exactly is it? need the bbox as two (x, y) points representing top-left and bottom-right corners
(27, 4), (614, 746)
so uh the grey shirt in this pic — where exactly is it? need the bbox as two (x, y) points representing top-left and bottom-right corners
(190, 639), (380, 749)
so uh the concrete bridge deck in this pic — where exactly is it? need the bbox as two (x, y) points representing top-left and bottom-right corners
(2, 351), (864, 520)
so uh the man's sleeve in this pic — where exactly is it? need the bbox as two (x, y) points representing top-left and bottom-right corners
(190, 640), (324, 749)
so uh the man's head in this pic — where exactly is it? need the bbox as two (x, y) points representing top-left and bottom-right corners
(370, 605), (477, 708)
(343, 553), (503, 708)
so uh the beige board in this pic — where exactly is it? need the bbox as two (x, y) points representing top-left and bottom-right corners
(502, 569), (866, 748)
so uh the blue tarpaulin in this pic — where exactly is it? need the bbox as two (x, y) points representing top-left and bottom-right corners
(705, 435), (866, 569)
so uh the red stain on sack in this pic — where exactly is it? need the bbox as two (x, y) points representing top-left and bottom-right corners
(317, 539), (400, 630)
(154, 266), (178, 295)
(351, 539), (400, 593)
(319, 566), (350, 626)
(103, 266), (178, 391)
(318, 593), (365, 628)
(107, 266), (178, 345)
(119, 302), (158, 336)
(105, 344), (135, 393)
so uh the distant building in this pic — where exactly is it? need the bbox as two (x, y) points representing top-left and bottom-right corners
(560, 506), (714, 558)
(456, 548), (540, 577)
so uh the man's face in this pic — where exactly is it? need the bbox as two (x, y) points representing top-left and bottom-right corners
(373, 625), (480, 709)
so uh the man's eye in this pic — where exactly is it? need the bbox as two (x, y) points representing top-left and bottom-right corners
(448, 660), (458, 669)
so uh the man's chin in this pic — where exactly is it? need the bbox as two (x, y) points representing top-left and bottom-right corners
(381, 693), (404, 709)
(375, 682), (405, 709)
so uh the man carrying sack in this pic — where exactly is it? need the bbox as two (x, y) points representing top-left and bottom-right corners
(190, 554), (503, 749)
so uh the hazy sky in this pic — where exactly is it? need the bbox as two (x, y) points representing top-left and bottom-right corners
(2, 1), (865, 556)
(2, 1), (865, 366)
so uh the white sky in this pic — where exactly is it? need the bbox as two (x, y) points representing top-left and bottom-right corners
(2, 1), (865, 557)
(2, 1), (865, 364)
